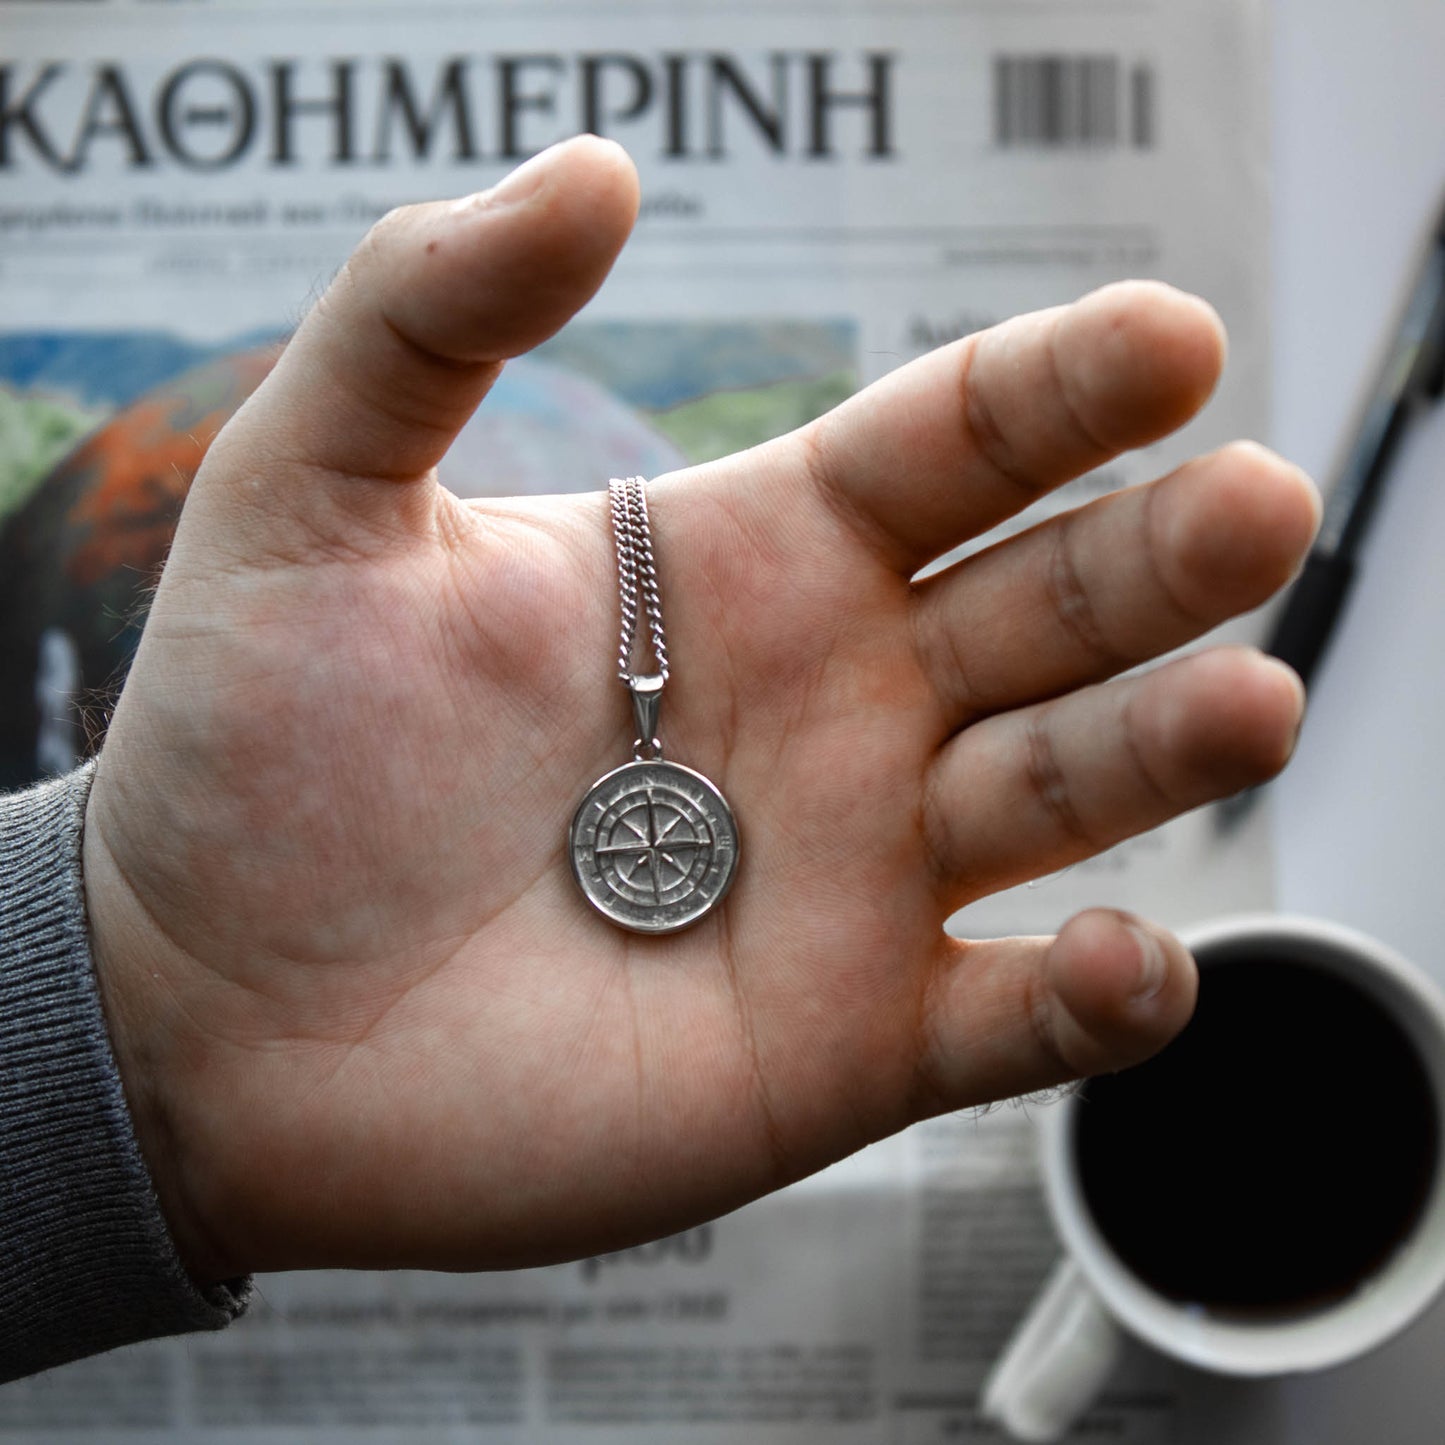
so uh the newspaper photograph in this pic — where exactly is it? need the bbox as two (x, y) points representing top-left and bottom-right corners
(1, 0), (1270, 1438)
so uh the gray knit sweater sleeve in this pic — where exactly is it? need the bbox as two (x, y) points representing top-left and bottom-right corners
(0, 764), (249, 1382)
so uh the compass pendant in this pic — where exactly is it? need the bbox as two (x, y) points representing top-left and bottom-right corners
(569, 759), (739, 934)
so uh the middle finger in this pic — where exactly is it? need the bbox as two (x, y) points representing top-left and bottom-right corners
(912, 440), (1318, 729)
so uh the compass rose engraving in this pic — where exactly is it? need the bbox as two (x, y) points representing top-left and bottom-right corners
(570, 760), (739, 934)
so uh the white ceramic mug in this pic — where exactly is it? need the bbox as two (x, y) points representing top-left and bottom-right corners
(981, 914), (1445, 1443)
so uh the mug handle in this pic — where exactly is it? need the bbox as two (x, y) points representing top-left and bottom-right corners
(980, 1256), (1125, 1441)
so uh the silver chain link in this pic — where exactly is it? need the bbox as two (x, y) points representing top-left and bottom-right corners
(609, 476), (669, 685)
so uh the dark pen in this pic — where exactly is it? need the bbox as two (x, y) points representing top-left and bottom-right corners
(1220, 195), (1445, 827)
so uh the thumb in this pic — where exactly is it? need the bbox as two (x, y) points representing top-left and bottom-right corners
(193, 135), (638, 537)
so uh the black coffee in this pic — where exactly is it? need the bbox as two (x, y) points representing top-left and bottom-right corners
(1075, 950), (1439, 1319)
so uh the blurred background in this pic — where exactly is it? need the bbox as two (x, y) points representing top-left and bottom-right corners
(1253, 0), (1445, 1436)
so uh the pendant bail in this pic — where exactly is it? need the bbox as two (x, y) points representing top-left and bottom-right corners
(628, 672), (665, 754)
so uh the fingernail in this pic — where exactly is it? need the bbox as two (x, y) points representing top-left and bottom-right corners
(1127, 921), (1167, 1003)
(448, 155), (548, 216)
(486, 145), (562, 207)
(1256, 652), (1308, 757)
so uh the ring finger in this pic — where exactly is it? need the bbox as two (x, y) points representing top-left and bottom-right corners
(922, 646), (1304, 909)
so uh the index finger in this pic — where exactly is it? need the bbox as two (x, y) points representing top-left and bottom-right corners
(785, 280), (1227, 573)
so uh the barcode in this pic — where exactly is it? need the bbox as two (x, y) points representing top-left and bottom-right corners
(993, 55), (1155, 149)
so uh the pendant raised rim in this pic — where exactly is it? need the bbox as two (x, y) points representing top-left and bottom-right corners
(569, 758), (739, 935)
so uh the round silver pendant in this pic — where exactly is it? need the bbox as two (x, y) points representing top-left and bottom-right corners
(569, 759), (739, 934)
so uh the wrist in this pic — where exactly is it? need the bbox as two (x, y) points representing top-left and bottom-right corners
(82, 789), (243, 1285)
(0, 765), (247, 1375)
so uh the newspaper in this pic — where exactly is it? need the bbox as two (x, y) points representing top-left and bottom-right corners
(0, 0), (1270, 1437)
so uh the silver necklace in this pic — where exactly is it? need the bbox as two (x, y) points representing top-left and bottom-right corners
(569, 477), (739, 934)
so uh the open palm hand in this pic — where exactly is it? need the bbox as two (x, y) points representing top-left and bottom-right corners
(83, 138), (1317, 1284)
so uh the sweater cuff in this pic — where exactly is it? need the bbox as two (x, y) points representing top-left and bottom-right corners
(0, 763), (249, 1382)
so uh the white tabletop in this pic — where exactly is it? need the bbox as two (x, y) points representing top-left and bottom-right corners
(1182, 2), (1445, 1439)
(1271, 2), (1445, 972)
